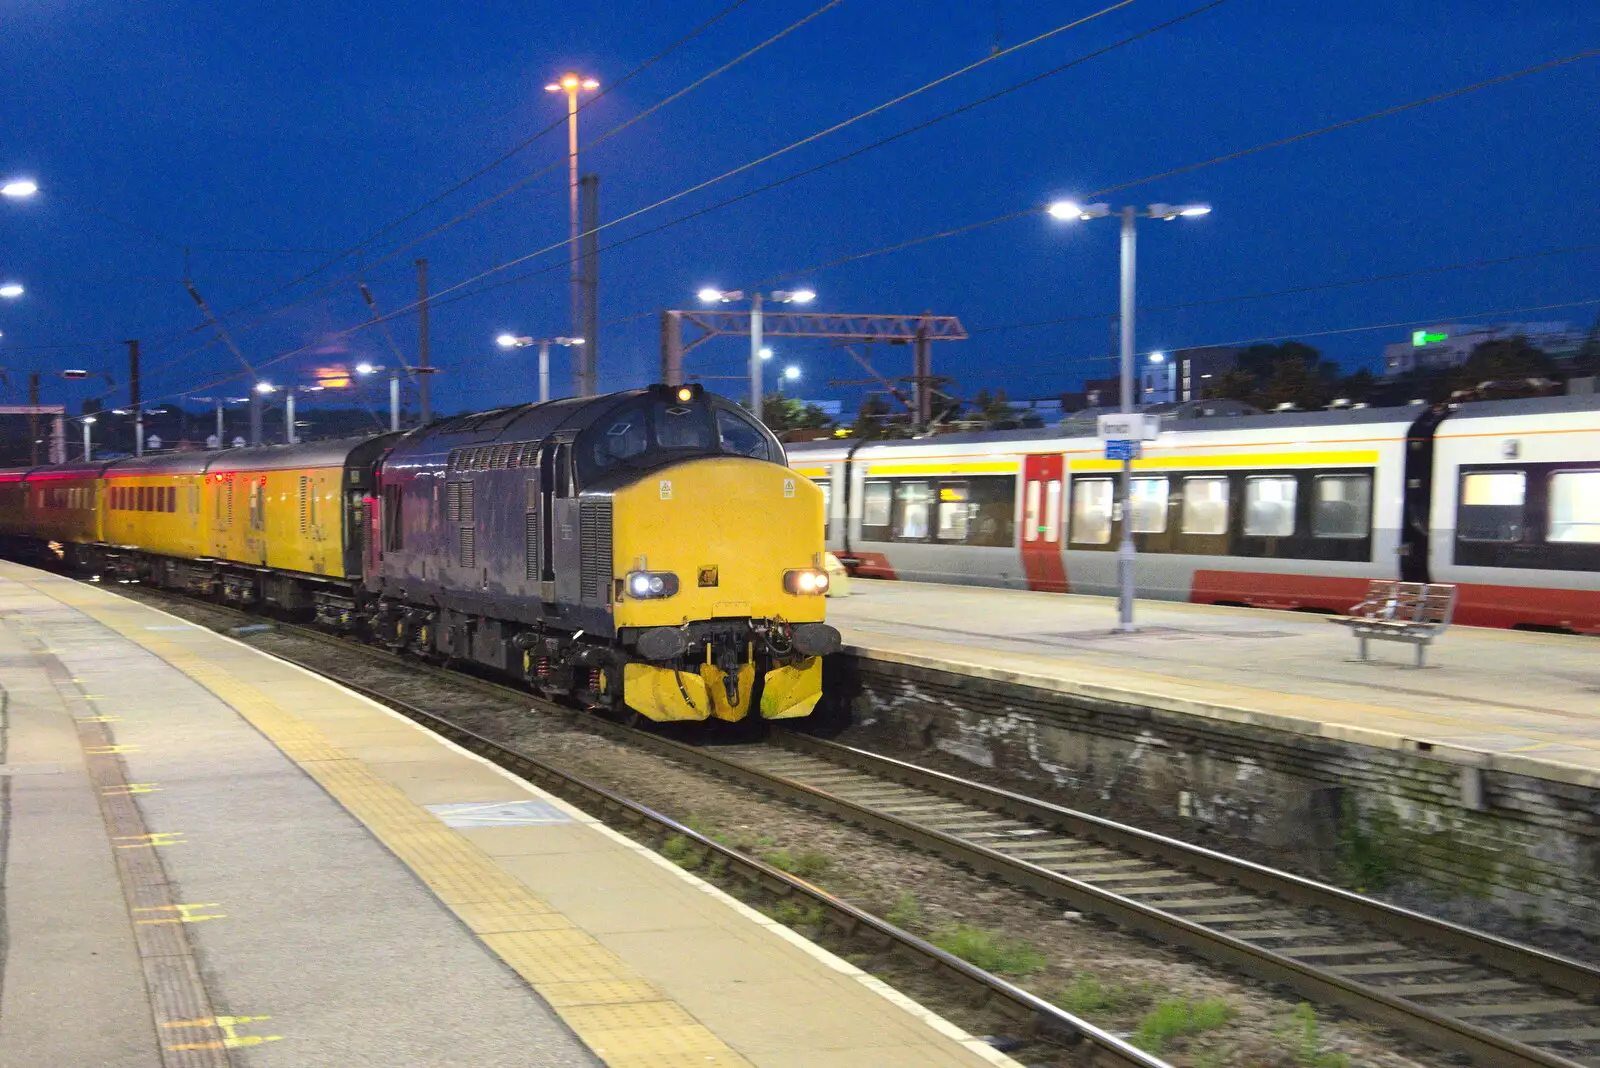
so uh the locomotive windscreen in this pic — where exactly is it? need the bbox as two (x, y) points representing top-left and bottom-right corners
(578, 396), (781, 482)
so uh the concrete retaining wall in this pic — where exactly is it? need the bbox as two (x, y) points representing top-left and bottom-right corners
(826, 652), (1600, 934)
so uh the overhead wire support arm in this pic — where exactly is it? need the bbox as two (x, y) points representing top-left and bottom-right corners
(185, 282), (265, 445)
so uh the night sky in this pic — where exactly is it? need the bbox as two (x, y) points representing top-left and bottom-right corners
(2, 0), (1596, 422)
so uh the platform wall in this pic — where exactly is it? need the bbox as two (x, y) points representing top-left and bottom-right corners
(825, 654), (1600, 934)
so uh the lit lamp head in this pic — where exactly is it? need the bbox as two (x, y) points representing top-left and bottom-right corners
(1149, 352), (1165, 363)
(698, 287), (744, 304)
(556, 336), (585, 347)
(254, 381), (275, 395)
(772, 288), (815, 304)
(355, 362), (375, 375)
(546, 73), (599, 94)
(1150, 203), (1212, 221)
(1047, 201), (1111, 221)
(1, 179), (38, 199)
(0, 283), (24, 298)
(783, 365), (801, 382)
(759, 347), (773, 360)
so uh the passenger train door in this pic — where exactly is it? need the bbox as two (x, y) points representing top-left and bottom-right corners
(1020, 454), (1068, 593)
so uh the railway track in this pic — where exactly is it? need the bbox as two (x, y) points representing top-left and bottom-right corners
(109, 585), (1163, 1068)
(116, 584), (1600, 1068)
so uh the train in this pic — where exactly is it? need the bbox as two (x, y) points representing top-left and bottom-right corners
(788, 393), (1600, 634)
(0, 384), (841, 722)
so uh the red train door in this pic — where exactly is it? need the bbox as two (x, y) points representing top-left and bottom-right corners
(1020, 454), (1067, 592)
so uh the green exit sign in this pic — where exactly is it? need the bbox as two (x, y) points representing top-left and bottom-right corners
(1412, 330), (1448, 346)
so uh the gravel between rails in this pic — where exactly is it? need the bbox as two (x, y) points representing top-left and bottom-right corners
(124, 591), (1442, 1067)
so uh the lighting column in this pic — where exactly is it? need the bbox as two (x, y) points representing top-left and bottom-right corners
(1047, 199), (1211, 632)
(696, 288), (816, 420)
(496, 335), (585, 403)
(546, 73), (599, 367)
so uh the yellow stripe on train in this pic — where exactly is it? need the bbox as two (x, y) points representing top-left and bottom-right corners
(1068, 449), (1380, 473)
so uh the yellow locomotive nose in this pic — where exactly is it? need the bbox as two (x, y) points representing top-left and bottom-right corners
(610, 455), (835, 722)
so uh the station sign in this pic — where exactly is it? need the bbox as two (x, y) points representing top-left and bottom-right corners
(1104, 439), (1141, 461)
(1096, 413), (1160, 441)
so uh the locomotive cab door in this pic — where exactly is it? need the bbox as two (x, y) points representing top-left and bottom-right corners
(536, 438), (578, 608)
(1021, 453), (1068, 592)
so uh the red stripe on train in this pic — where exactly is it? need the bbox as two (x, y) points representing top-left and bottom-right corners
(1191, 569), (1600, 634)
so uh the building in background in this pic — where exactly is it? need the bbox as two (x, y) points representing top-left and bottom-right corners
(1382, 322), (1585, 376)
(1140, 347), (1242, 404)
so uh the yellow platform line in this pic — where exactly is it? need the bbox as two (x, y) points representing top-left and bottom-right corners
(32, 580), (755, 1068)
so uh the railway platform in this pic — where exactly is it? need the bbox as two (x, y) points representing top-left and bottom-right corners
(0, 560), (1020, 1068)
(830, 580), (1600, 787)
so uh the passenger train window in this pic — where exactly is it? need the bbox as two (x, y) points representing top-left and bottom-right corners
(862, 482), (892, 531)
(1458, 471), (1525, 542)
(716, 409), (768, 458)
(937, 483), (969, 541)
(1181, 477), (1229, 536)
(1070, 479), (1114, 545)
(1245, 476), (1297, 537)
(1130, 478), (1169, 534)
(814, 480), (832, 540)
(893, 481), (931, 540)
(1313, 474), (1371, 538)
(1547, 470), (1600, 543)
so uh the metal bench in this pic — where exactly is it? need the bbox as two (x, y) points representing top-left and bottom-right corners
(1329, 580), (1458, 667)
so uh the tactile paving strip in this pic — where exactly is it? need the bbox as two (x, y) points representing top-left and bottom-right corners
(61, 589), (755, 1068)
(24, 638), (233, 1068)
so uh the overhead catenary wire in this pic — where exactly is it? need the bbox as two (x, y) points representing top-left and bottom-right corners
(131, 0), (1146, 406)
(137, 44), (1600, 410)
(113, 0), (848, 408)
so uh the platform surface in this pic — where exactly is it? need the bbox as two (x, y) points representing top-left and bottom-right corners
(829, 580), (1600, 789)
(0, 560), (1018, 1068)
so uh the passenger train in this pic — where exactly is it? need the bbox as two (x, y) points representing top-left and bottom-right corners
(0, 385), (840, 722)
(788, 394), (1600, 633)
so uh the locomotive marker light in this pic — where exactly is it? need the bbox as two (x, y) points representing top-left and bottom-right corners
(696, 287), (817, 420)
(495, 333), (584, 403)
(625, 570), (680, 599)
(1048, 197), (1211, 633)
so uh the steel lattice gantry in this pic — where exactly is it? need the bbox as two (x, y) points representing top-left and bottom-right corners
(659, 310), (967, 423)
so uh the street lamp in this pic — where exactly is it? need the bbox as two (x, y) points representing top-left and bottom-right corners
(1, 179), (37, 199)
(546, 72), (600, 370)
(783, 365), (801, 382)
(281, 384), (324, 445)
(1047, 198), (1211, 633)
(81, 416), (96, 461)
(0, 283), (23, 298)
(697, 287), (816, 420)
(355, 361), (405, 431)
(496, 334), (584, 403)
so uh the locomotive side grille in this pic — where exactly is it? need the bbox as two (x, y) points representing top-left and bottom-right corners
(460, 481), (475, 524)
(446, 481), (462, 522)
(525, 511), (539, 580)
(579, 498), (613, 602)
(459, 526), (476, 568)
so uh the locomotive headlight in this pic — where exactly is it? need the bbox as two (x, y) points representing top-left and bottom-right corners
(625, 570), (679, 599)
(784, 568), (830, 595)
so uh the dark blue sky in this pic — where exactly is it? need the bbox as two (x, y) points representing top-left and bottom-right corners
(2, 0), (1595, 420)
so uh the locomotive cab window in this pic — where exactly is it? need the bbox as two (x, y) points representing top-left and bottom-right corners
(1244, 476), (1297, 537)
(1548, 470), (1600, 543)
(1458, 471), (1525, 542)
(1070, 478), (1114, 545)
(716, 408), (768, 458)
(577, 396), (780, 484)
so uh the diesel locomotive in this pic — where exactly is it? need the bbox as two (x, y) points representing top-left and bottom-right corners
(0, 384), (840, 722)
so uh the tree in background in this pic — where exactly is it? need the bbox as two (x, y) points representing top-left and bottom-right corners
(1201, 341), (1379, 410)
(850, 394), (894, 440)
(1450, 336), (1557, 393)
(761, 393), (835, 436)
(969, 388), (1018, 428)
